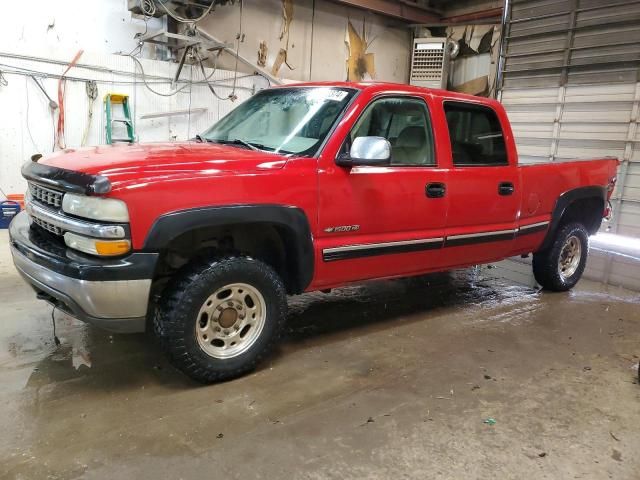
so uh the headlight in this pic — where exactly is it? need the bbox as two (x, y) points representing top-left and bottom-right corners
(64, 232), (131, 257)
(62, 193), (129, 222)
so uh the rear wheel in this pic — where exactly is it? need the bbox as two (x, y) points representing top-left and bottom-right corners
(532, 222), (589, 292)
(155, 256), (287, 383)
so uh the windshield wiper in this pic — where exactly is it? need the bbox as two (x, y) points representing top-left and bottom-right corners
(212, 138), (272, 152)
(229, 138), (262, 151)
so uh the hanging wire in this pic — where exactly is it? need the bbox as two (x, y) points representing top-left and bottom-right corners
(128, 40), (144, 57)
(130, 0), (153, 56)
(24, 76), (40, 151)
(195, 50), (228, 101)
(127, 53), (203, 96)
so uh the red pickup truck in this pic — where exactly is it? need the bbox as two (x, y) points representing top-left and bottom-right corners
(10, 82), (618, 382)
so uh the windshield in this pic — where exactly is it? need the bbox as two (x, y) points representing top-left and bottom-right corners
(201, 87), (357, 155)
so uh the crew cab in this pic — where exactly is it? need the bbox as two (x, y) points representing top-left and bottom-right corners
(9, 82), (618, 383)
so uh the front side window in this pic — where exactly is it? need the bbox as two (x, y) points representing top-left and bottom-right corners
(346, 97), (435, 166)
(202, 87), (356, 155)
(444, 102), (507, 166)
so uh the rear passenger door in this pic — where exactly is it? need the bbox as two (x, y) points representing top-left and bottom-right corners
(442, 101), (520, 266)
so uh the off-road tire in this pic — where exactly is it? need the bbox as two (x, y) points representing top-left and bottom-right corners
(155, 256), (287, 383)
(532, 222), (589, 292)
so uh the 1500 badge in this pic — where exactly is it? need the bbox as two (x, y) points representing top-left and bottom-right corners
(324, 225), (360, 233)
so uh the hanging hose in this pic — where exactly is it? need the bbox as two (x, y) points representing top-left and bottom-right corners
(56, 50), (84, 149)
(81, 80), (98, 146)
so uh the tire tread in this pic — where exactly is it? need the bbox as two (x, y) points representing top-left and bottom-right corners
(533, 222), (589, 292)
(156, 255), (287, 383)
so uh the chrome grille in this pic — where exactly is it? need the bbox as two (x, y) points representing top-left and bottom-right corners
(31, 216), (64, 236)
(28, 182), (64, 208)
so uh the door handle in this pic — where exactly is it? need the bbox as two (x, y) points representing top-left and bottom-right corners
(498, 182), (514, 196)
(426, 182), (446, 198)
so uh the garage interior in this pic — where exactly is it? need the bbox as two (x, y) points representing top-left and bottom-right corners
(1, 0), (639, 479)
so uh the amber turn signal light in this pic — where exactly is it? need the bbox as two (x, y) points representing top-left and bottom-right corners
(95, 240), (131, 256)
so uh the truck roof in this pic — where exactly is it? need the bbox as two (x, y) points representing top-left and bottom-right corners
(273, 81), (498, 106)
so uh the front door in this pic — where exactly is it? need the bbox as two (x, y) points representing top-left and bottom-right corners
(315, 95), (449, 288)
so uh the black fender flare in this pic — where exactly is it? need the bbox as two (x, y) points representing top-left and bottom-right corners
(539, 186), (606, 251)
(143, 204), (314, 293)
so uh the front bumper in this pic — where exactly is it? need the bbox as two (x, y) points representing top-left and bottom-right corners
(9, 211), (158, 333)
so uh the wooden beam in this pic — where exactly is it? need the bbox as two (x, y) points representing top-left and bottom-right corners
(440, 7), (503, 24)
(328, 0), (441, 24)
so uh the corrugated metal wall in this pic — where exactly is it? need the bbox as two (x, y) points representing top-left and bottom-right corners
(498, 0), (640, 290)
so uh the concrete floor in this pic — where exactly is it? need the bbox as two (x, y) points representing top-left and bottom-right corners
(1, 229), (640, 480)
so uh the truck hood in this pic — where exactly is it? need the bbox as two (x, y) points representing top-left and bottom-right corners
(40, 142), (289, 189)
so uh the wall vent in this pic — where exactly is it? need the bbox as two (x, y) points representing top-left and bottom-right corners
(410, 38), (448, 89)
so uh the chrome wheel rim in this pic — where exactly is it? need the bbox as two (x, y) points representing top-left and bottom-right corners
(195, 283), (266, 359)
(558, 235), (582, 280)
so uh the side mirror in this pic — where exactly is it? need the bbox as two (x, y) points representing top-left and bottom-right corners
(336, 136), (391, 167)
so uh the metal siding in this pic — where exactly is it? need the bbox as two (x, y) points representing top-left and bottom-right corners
(499, 0), (640, 289)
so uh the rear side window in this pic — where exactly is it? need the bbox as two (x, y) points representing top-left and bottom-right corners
(444, 102), (507, 166)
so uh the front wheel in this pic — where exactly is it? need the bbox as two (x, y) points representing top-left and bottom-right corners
(532, 222), (589, 292)
(155, 256), (287, 383)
